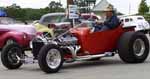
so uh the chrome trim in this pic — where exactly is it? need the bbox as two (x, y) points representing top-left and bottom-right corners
(76, 52), (114, 61)
(46, 49), (61, 69)
(67, 46), (81, 59)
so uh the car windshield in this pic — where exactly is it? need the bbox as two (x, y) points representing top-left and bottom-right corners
(0, 17), (15, 24)
(43, 15), (68, 24)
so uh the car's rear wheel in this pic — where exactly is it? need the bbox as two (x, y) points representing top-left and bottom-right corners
(1, 43), (24, 69)
(118, 31), (149, 63)
(38, 44), (64, 73)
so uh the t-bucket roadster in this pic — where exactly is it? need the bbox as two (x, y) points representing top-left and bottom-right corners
(1, 22), (150, 73)
(37, 23), (150, 73)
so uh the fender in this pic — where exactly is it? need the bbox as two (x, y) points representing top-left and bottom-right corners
(0, 31), (30, 48)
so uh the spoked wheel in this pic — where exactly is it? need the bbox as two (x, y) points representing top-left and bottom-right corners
(118, 32), (149, 63)
(1, 43), (24, 69)
(38, 44), (63, 73)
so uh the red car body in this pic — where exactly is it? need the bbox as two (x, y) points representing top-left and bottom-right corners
(67, 24), (133, 57)
(0, 17), (36, 49)
(0, 29), (34, 49)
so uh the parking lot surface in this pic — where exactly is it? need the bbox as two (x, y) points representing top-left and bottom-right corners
(1, 54), (150, 79)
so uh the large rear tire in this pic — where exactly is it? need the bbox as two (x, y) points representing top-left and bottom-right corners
(118, 32), (149, 63)
(38, 44), (64, 73)
(1, 43), (24, 69)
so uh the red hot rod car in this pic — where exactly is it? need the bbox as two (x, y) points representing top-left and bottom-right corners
(37, 22), (150, 73)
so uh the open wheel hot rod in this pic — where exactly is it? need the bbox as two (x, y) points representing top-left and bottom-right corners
(37, 23), (150, 73)
(1, 22), (150, 73)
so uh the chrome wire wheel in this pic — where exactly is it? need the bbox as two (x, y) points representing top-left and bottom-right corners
(46, 49), (61, 69)
(133, 39), (145, 57)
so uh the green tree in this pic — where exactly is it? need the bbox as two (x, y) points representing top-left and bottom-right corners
(8, 3), (20, 9)
(138, 0), (149, 15)
(4, 2), (65, 21)
(5, 4), (26, 22)
(48, 1), (64, 12)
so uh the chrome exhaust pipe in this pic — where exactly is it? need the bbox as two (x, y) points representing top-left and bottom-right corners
(76, 52), (115, 61)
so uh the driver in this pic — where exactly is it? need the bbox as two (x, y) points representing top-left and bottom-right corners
(94, 5), (120, 31)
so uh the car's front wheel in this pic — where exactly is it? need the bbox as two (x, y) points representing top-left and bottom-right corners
(38, 44), (64, 73)
(1, 43), (24, 69)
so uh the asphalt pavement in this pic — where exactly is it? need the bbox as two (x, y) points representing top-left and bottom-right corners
(1, 54), (150, 79)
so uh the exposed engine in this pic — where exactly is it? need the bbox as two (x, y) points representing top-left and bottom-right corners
(58, 33), (78, 45)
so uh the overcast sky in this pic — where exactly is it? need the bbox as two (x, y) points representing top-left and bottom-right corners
(0, 0), (150, 15)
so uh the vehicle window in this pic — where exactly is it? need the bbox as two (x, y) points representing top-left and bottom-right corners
(137, 17), (144, 20)
(125, 18), (129, 22)
(59, 16), (69, 22)
(130, 18), (133, 22)
(43, 15), (64, 23)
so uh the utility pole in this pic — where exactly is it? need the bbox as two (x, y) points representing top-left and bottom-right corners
(67, 0), (74, 7)
(129, 2), (131, 15)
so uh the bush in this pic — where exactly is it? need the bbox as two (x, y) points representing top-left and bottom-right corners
(143, 14), (150, 21)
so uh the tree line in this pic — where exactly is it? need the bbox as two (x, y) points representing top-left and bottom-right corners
(0, 1), (65, 22)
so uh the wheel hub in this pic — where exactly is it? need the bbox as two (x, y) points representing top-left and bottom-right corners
(133, 39), (145, 56)
(8, 47), (22, 65)
(46, 49), (61, 69)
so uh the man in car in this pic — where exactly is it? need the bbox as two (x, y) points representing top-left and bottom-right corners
(94, 5), (120, 31)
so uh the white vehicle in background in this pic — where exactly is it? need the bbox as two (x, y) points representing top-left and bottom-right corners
(120, 15), (150, 31)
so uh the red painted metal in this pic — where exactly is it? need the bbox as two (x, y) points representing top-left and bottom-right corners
(0, 30), (33, 48)
(70, 25), (128, 55)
